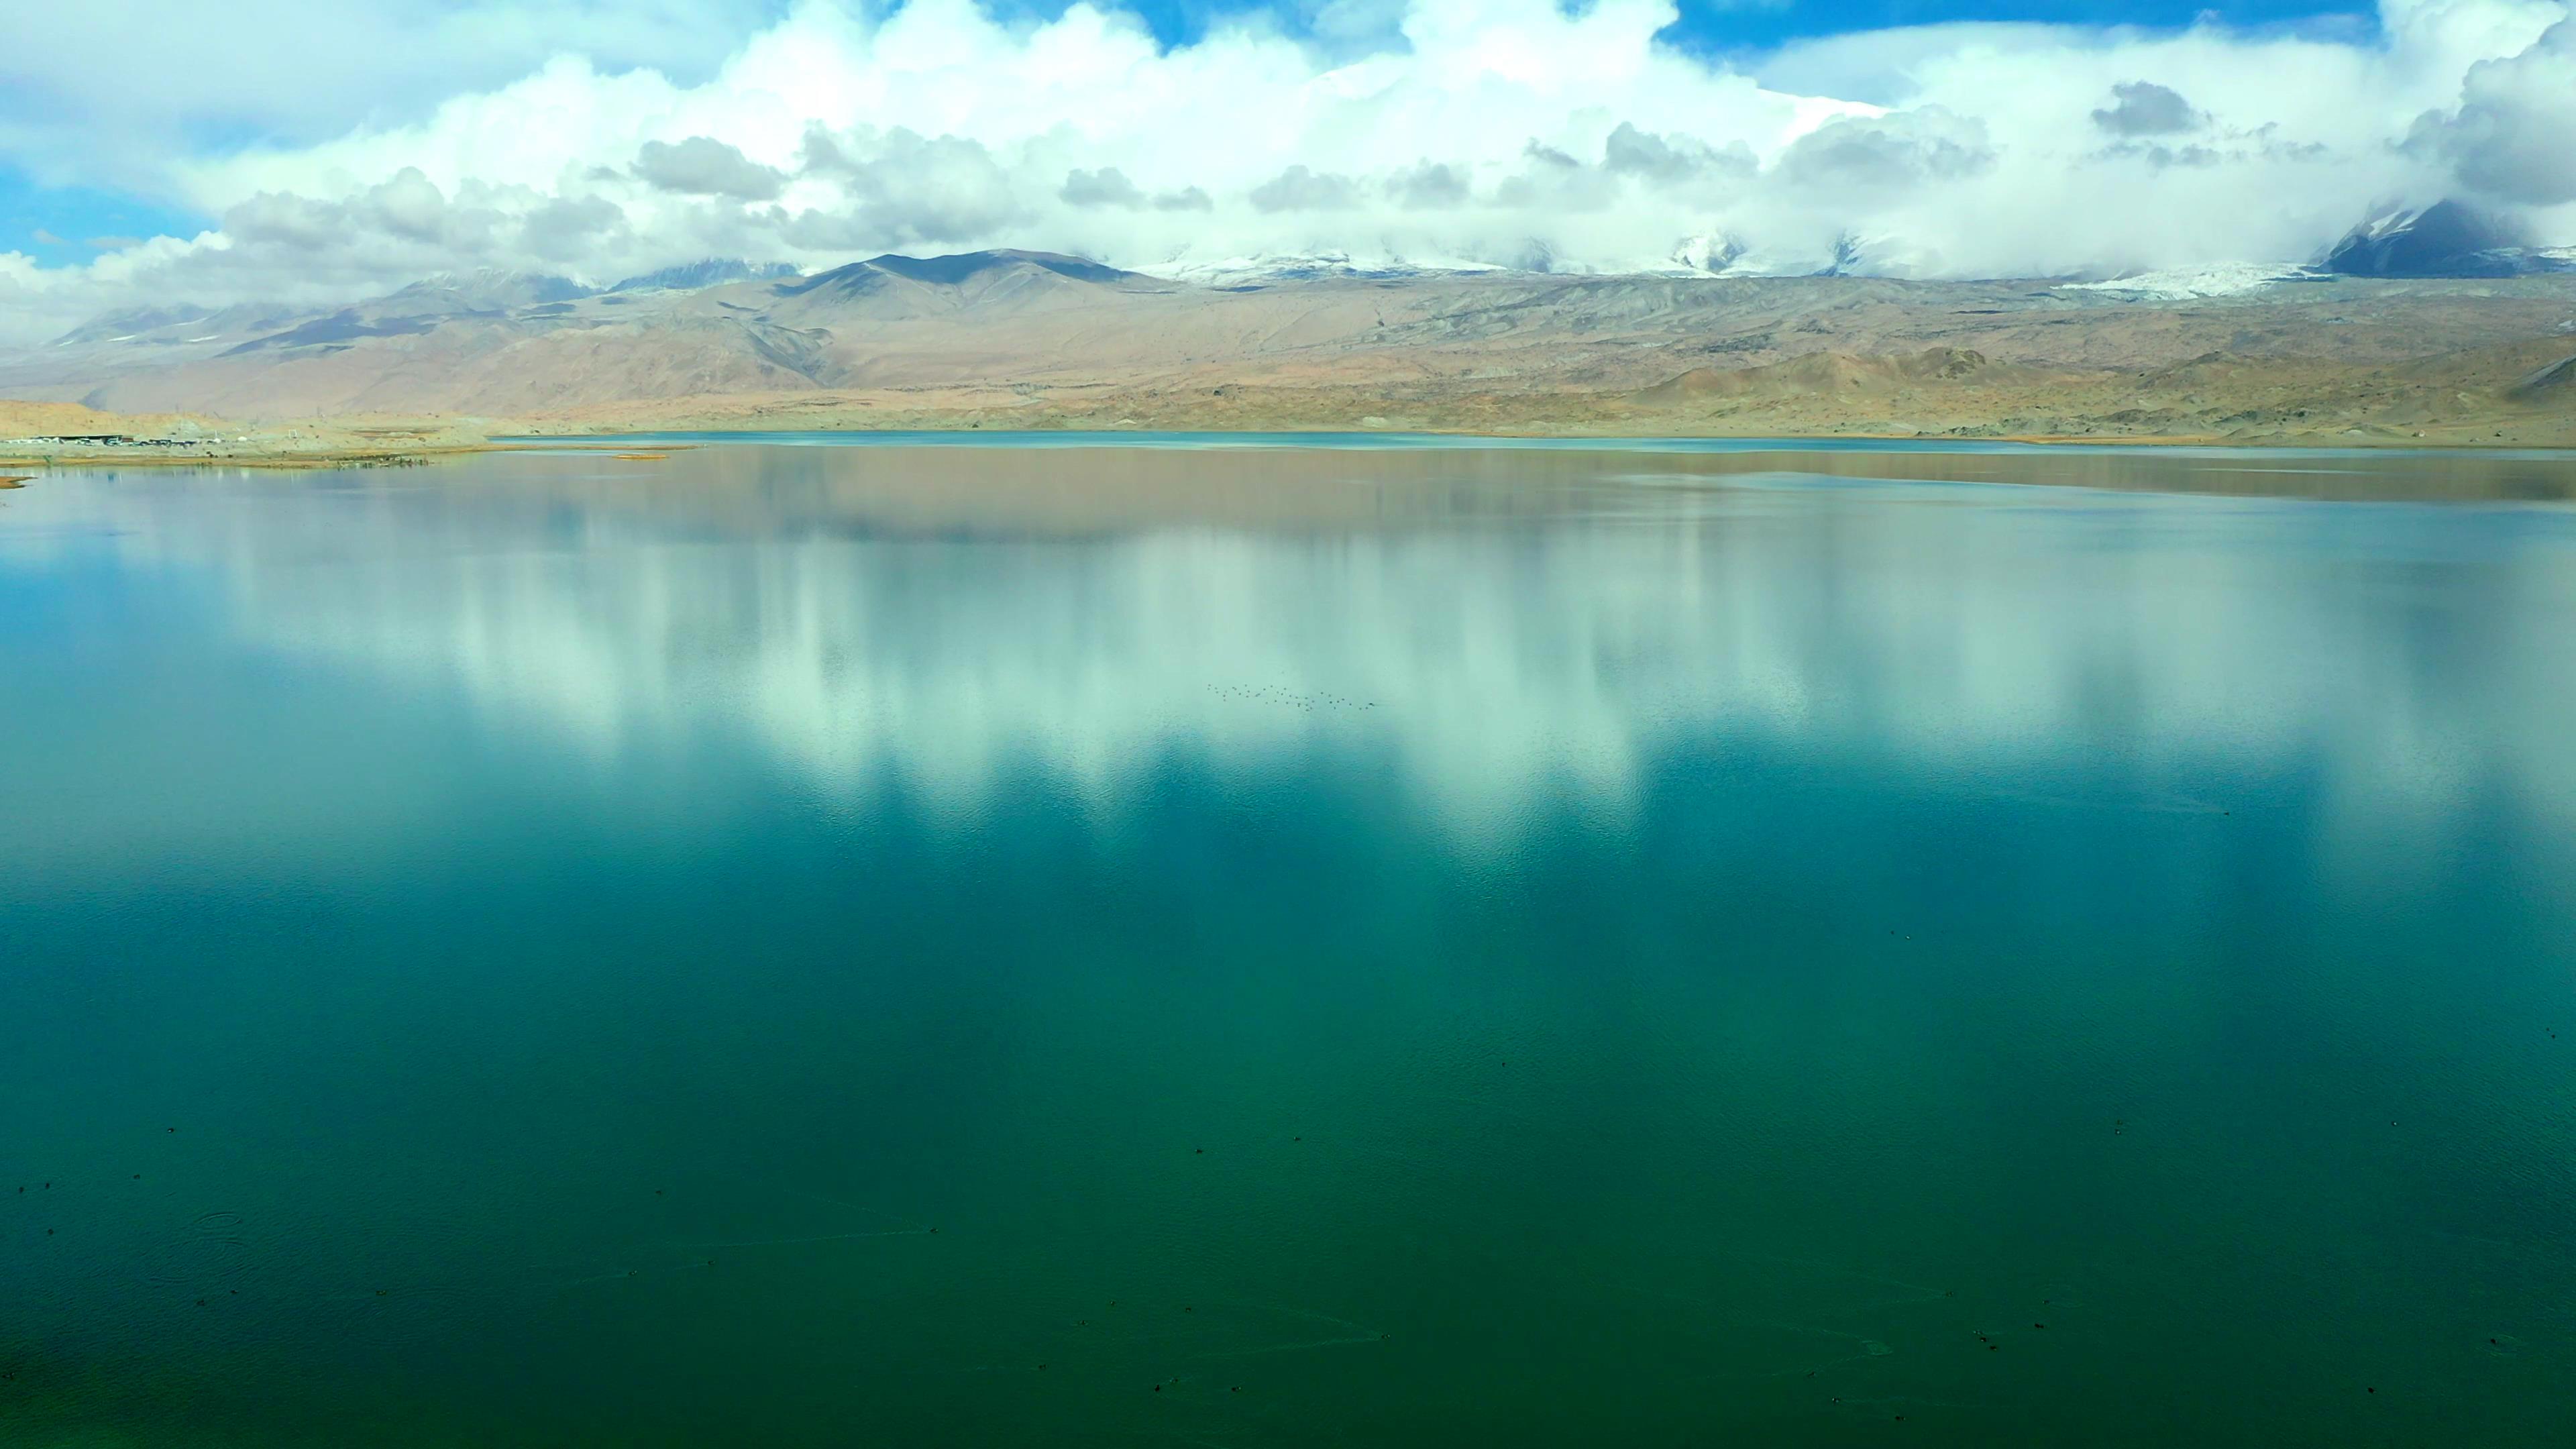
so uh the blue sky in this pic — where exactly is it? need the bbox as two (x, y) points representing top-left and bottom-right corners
(1108, 1), (2370, 50)
(1, 170), (210, 267)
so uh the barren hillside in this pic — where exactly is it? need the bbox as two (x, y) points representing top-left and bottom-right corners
(5, 253), (2573, 449)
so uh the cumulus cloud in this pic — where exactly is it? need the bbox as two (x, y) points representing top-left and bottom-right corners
(2412, 18), (2576, 205)
(1491, 142), (1622, 215)
(1060, 166), (1146, 209)
(0, 0), (2572, 343)
(1388, 161), (1472, 210)
(0, 3), (772, 182)
(521, 193), (629, 260)
(790, 125), (1024, 248)
(1603, 122), (1755, 187)
(1776, 109), (1994, 191)
(1250, 165), (1364, 213)
(2092, 81), (2204, 137)
(635, 136), (787, 200)
(1059, 165), (1214, 213)
(215, 168), (508, 260)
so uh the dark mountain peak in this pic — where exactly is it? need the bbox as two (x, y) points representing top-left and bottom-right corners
(2323, 200), (2536, 278)
(384, 269), (597, 312)
(220, 310), (439, 356)
(1816, 233), (1868, 278)
(51, 305), (213, 346)
(863, 250), (1140, 286)
(771, 250), (1144, 302)
(50, 301), (316, 349)
(771, 261), (892, 299)
(609, 259), (800, 294)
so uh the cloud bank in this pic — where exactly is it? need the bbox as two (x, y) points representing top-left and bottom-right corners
(3, 1), (2573, 341)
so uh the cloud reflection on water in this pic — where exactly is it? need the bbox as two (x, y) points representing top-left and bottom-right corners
(13, 445), (2576, 857)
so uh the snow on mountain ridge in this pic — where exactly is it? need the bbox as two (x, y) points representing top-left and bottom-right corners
(2060, 262), (2318, 301)
(1133, 253), (1513, 286)
(608, 259), (801, 294)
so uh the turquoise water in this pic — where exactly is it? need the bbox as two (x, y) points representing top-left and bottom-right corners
(5, 445), (2576, 1446)
(509, 428), (2576, 462)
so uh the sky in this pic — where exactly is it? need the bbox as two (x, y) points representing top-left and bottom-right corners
(2, 1), (2571, 341)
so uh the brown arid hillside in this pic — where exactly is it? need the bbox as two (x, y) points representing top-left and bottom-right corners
(0, 398), (496, 468)
(4, 252), (2575, 455)
(0, 398), (208, 439)
(1631, 347), (2057, 403)
(2509, 352), (2576, 402)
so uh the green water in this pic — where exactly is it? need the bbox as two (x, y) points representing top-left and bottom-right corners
(4, 445), (2575, 1446)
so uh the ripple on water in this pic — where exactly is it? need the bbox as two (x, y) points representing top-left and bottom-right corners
(136, 1211), (262, 1293)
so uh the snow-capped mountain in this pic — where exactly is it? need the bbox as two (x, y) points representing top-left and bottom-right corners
(2320, 201), (2575, 278)
(607, 259), (802, 294)
(1132, 252), (1514, 288)
(2037, 203), (2576, 299)
(1132, 231), (1898, 286)
(383, 269), (598, 311)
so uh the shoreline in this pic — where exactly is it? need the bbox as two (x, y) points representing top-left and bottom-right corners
(504, 426), (2576, 454)
(17, 433), (2576, 508)
(0, 440), (507, 471)
(11, 427), (2576, 471)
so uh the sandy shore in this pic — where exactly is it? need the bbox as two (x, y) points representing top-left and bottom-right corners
(7, 372), (2572, 470)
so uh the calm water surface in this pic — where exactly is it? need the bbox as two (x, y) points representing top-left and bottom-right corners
(4, 445), (2575, 1446)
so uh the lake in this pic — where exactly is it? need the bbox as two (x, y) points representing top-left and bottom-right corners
(5, 441), (2575, 1446)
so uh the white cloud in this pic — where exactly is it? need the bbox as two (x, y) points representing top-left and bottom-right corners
(2, 0), (2573, 343)
(2413, 17), (2576, 205)
(1250, 164), (1367, 213)
(635, 136), (791, 199)
(1059, 165), (1145, 209)
(0, 1), (779, 189)
(2091, 80), (2204, 138)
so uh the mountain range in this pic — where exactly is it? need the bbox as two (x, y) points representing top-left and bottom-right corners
(4, 199), (2573, 447)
